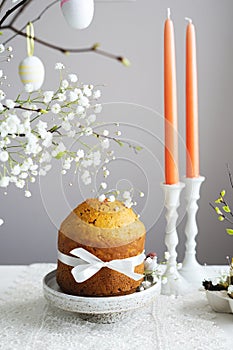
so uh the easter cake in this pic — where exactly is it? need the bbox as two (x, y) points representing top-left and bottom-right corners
(56, 198), (146, 297)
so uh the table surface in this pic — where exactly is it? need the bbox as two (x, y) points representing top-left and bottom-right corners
(0, 264), (232, 350)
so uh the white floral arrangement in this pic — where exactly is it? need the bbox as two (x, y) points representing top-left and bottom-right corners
(139, 251), (183, 291)
(0, 1), (141, 226)
(0, 60), (143, 201)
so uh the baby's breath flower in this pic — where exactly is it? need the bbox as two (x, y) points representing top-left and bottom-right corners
(0, 44), (5, 53)
(87, 114), (96, 125)
(76, 106), (85, 115)
(84, 127), (93, 136)
(0, 176), (10, 187)
(0, 150), (9, 162)
(98, 194), (106, 202)
(103, 129), (109, 137)
(61, 79), (69, 89)
(76, 149), (85, 159)
(94, 104), (102, 113)
(0, 218), (4, 226)
(103, 169), (110, 178)
(100, 182), (107, 190)
(123, 191), (131, 199)
(164, 251), (170, 261)
(177, 263), (182, 270)
(51, 103), (61, 114)
(55, 62), (65, 70)
(79, 95), (89, 107)
(93, 90), (101, 99)
(43, 91), (54, 103)
(101, 139), (110, 149)
(25, 190), (31, 198)
(83, 85), (92, 97)
(69, 91), (78, 102)
(81, 170), (91, 185)
(68, 74), (78, 83)
(0, 90), (6, 101)
(108, 195), (115, 202)
(11, 164), (21, 176)
(142, 280), (151, 289)
(19, 172), (28, 179)
(124, 198), (133, 208)
(228, 285), (233, 293)
(62, 120), (71, 131)
(139, 191), (145, 198)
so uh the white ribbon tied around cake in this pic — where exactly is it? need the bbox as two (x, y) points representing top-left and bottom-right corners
(58, 248), (146, 283)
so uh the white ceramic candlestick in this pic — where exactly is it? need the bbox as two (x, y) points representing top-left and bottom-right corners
(180, 176), (205, 287)
(161, 182), (189, 295)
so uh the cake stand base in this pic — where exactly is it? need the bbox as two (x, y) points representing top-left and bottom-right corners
(43, 270), (161, 324)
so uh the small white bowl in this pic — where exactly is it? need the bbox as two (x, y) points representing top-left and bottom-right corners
(206, 290), (232, 313)
(228, 296), (233, 313)
(43, 270), (161, 323)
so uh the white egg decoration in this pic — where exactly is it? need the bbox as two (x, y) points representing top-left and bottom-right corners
(19, 56), (45, 91)
(61, 0), (94, 30)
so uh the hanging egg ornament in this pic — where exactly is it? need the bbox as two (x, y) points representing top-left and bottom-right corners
(19, 56), (45, 91)
(61, 0), (94, 30)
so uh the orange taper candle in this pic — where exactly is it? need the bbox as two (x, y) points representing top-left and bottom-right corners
(186, 18), (199, 178)
(164, 8), (179, 184)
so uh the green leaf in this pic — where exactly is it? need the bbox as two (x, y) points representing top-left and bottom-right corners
(116, 140), (124, 147)
(50, 125), (59, 133)
(220, 190), (226, 197)
(218, 216), (224, 221)
(215, 198), (222, 204)
(226, 229), (233, 235)
(215, 207), (222, 215)
(121, 57), (131, 67)
(40, 109), (48, 114)
(135, 146), (143, 151)
(55, 151), (65, 159)
(223, 205), (231, 213)
(92, 43), (100, 50)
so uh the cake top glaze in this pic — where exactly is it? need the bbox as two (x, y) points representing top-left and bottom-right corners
(74, 198), (137, 229)
(59, 198), (145, 248)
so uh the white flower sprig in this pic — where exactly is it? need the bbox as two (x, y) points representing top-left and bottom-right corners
(0, 62), (142, 204)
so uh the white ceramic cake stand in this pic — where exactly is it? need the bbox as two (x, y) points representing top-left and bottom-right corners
(180, 176), (205, 288)
(160, 182), (190, 296)
(43, 270), (161, 324)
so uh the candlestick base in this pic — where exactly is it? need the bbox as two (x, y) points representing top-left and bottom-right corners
(160, 182), (190, 296)
(179, 176), (205, 289)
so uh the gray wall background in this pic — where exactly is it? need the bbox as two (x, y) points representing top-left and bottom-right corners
(0, 0), (233, 265)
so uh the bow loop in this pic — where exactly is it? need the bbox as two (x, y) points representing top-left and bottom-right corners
(58, 248), (145, 283)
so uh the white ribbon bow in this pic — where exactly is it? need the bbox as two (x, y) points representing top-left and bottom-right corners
(58, 248), (145, 283)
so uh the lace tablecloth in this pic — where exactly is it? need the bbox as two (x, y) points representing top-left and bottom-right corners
(0, 264), (231, 350)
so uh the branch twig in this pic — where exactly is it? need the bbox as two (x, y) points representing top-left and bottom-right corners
(0, 0), (7, 13)
(0, 0), (29, 26)
(227, 163), (233, 190)
(4, 0), (59, 45)
(9, 0), (33, 26)
(2, 25), (126, 63)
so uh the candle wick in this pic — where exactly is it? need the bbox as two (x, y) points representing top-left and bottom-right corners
(185, 17), (192, 24)
(167, 8), (171, 19)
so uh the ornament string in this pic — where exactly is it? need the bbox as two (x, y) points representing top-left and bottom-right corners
(26, 22), (34, 57)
